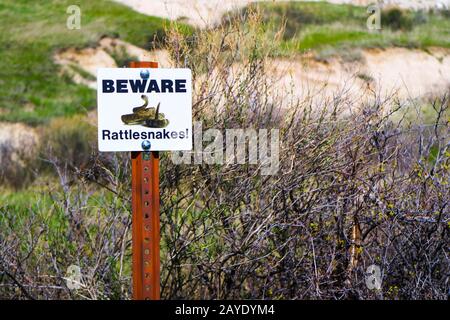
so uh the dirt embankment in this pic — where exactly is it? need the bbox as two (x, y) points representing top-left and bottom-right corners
(54, 37), (172, 89)
(106, 0), (450, 103)
(270, 47), (450, 104)
(113, 0), (450, 28)
(54, 41), (450, 104)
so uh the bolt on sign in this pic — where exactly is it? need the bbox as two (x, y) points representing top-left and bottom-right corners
(97, 68), (192, 152)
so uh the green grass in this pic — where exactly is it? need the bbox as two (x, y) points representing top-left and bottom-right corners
(0, 0), (191, 125)
(0, 186), (52, 211)
(0, 180), (128, 243)
(248, 1), (450, 56)
(1, 1), (448, 124)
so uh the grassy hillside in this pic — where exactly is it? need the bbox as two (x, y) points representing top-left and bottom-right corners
(1, 1), (448, 124)
(0, 0), (190, 124)
(1, 1), (448, 300)
(247, 1), (450, 55)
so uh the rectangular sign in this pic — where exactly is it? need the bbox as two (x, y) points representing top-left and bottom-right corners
(97, 68), (192, 151)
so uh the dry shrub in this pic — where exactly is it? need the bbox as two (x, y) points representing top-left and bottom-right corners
(40, 115), (96, 170)
(0, 142), (35, 189)
(1, 9), (448, 300)
(0, 125), (39, 189)
(158, 11), (449, 299)
(0, 152), (132, 299)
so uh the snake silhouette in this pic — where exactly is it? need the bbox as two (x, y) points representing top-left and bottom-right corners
(121, 95), (169, 128)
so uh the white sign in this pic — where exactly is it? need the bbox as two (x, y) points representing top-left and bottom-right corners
(97, 68), (192, 151)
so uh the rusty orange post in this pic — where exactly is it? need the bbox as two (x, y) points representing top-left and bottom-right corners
(130, 61), (160, 300)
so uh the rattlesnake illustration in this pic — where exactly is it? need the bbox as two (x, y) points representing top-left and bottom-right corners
(121, 94), (169, 128)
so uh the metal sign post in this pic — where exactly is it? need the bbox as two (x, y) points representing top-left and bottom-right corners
(130, 61), (160, 300)
(97, 61), (192, 299)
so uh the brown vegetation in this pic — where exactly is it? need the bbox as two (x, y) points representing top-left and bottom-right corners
(0, 10), (448, 300)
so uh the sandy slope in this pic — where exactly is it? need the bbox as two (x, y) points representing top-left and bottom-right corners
(113, 0), (251, 28)
(114, 0), (450, 27)
(108, 0), (450, 103)
(54, 37), (173, 89)
(268, 47), (450, 106)
(54, 40), (450, 103)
